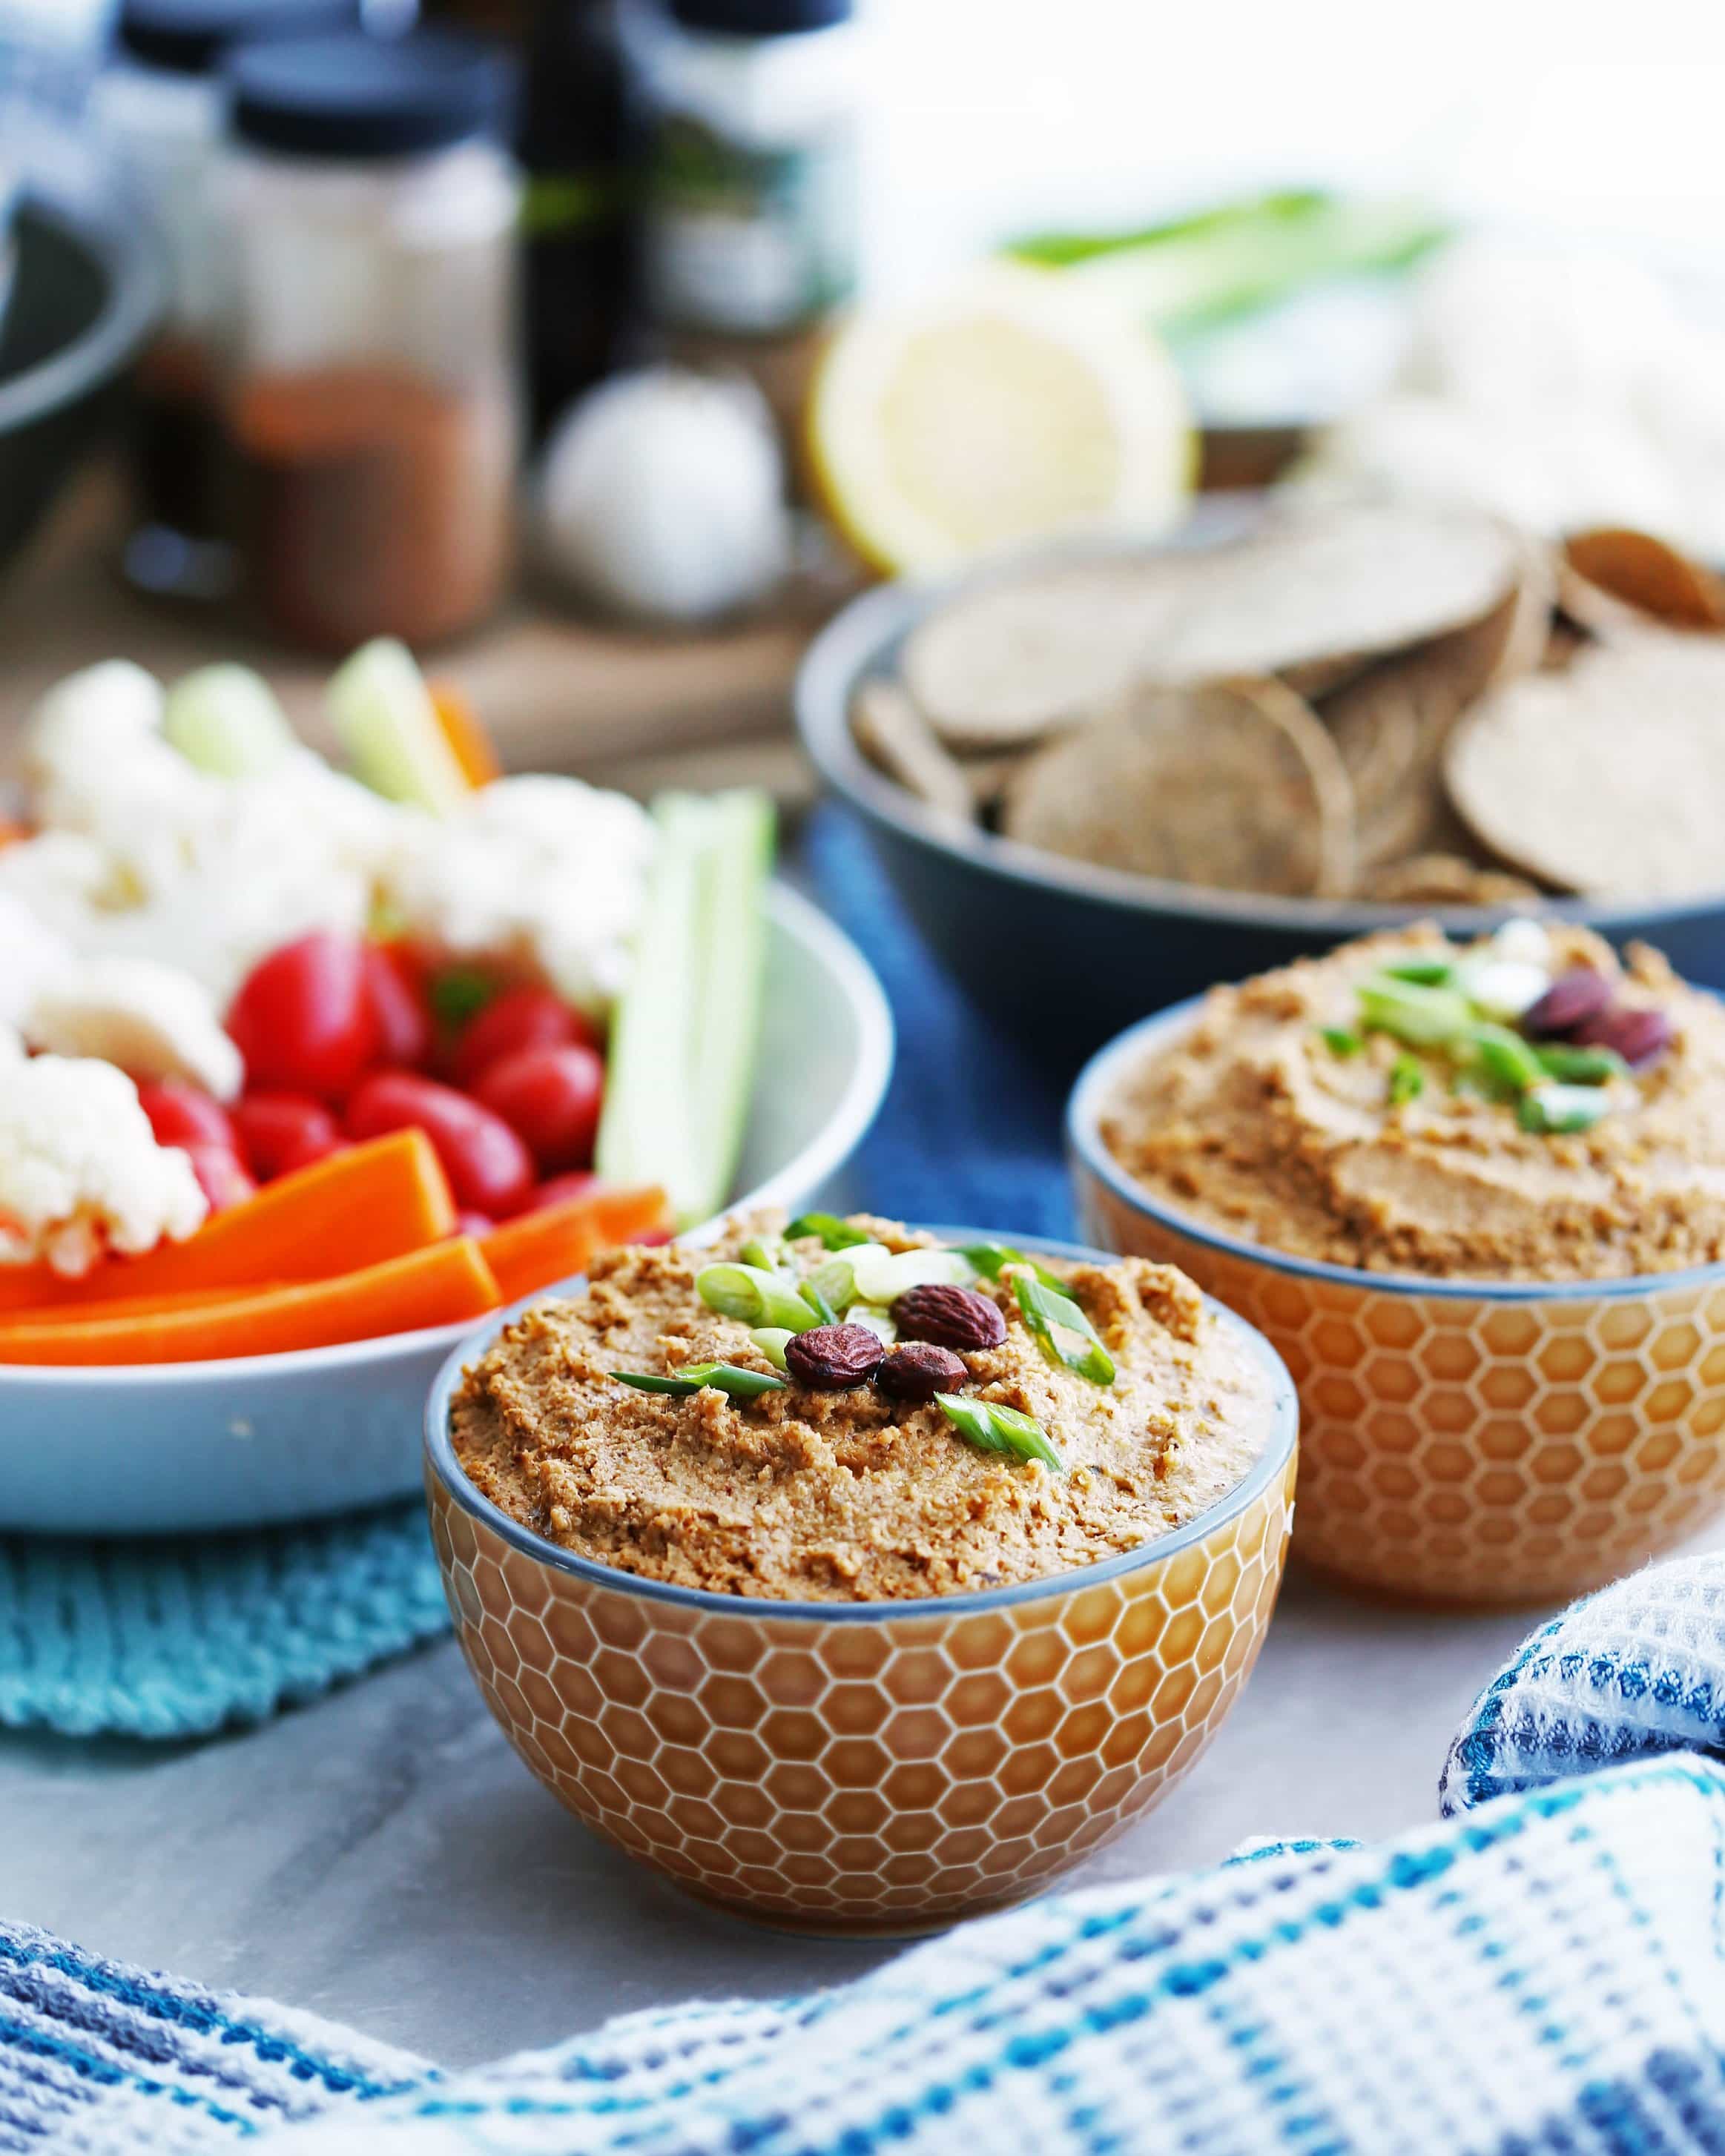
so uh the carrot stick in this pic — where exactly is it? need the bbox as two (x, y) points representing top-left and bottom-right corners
(482, 1185), (670, 1304)
(427, 681), (501, 789)
(7, 1285), (288, 1326)
(0, 1130), (455, 1312)
(0, 1239), (500, 1366)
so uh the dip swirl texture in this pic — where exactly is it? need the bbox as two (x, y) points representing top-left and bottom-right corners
(450, 1215), (1273, 1602)
(1103, 927), (1725, 1282)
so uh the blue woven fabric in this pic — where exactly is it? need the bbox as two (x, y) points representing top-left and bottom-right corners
(5, 1751), (1725, 2154)
(1441, 1552), (1725, 1813)
(803, 804), (1076, 1240)
(0, 1504), (450, 1739)
(0, 809), (1061, 1742)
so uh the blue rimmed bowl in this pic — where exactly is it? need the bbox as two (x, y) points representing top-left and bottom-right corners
(423, 1230), (1298, 1934)
(0, 883), (891, 1538)
(1069, 1002), (1725, 1606)
(795, 540), (1725, 1064)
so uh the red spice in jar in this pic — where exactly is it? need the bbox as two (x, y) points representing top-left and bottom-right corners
(228, 362), (515, 651)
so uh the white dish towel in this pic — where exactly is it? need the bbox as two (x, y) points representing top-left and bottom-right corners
(11, 1554), (1725, 2156)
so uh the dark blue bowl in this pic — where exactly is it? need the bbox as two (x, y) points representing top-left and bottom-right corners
(0, 131), (162, 572)
(795, 558), (1725, 1071)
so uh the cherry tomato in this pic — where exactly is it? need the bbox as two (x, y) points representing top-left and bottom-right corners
(451, 985), (598, 1090)
(455, 1209), (495, 1239)
(227, 931), (380, 1100)
(344, 1071), (535, 1216)
(234, 1093), (341, 1183)
(184, 1144), (255, 1214)
(136, 1079), (235, 1153)
(278, 1130), (348, 1179)
(524, 1170), (599, 1214)
(364, 944), (433, 1071)
(474, 1043), (604, 1174)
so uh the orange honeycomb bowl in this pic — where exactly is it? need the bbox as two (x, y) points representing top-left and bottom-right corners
(1069, 1003), (1725, 1607)
(423, 1234), (1297, 1936)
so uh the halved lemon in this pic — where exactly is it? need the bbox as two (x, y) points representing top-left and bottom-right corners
(807, 262), (1196, 579)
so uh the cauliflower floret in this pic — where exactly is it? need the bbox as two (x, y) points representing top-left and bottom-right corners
(386, 775), (655, 1011)
(0, 891), (73, 1031)
(28, 661), (226, 897)
(0, 1055), (207, 1275)
(25, 956), (243, 1102)
(10, 661), (656, 1022)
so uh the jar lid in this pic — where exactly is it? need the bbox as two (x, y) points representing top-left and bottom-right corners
(668, 0), (853, 31)
(117, 0), (358, 76)
(228, 28), (515, 158)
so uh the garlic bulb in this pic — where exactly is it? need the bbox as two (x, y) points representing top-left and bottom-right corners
(538, 368), (792, 624)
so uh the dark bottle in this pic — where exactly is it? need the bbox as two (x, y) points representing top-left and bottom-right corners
(517, 0), (639, 436)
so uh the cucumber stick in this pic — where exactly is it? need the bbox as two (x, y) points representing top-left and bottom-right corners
(596, 788), (774, 1228)
(326, 638), (470, 816)
(162, 664), (295, 778)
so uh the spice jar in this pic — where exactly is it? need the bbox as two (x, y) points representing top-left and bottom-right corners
(96, 0), (360, 598)
(222, 30), (522, 650)
(621, 0), (860, 449)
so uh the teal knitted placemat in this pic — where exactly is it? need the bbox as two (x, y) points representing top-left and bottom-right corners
(0, 1501), (449, 1740)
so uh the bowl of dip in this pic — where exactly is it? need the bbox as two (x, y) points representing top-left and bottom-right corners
(1069, 918), (1725, 1604)
(424, 1214), (1297, 1934)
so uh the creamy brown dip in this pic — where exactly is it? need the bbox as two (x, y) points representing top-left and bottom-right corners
(1103, 925), (1725, 1282)
(450, 1214), (1275, 1602)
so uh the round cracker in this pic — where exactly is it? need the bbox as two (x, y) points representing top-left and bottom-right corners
(1138, 503), (1525, 684)
(901, 561), (1190, 750)
(1445, 629), (1725, 897)
(1321, 675), (1422, 827)
(1001, 676), (1356, 897)
(1360, 853), (1543, 906)
(1563, 527), (1725, 632)
(850, 678), (975, 821)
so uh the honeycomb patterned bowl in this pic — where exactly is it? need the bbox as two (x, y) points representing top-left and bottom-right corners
(1069, 1003), (1725, 1607)
(423, 1232), (1298, 1936)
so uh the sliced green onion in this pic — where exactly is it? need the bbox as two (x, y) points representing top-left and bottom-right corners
(1518, 1085), (1612, 1136)
(695, 1262), (822, 1333)
(429, 970), (496, 1028)
(1319, 1026), (1362, 1059)
(739, 1236), (788, 1274)
(1469, 1023), (1546, 1094)
(749, 1328), (794, 1372)
(954, 1241), (1066, 1293)
(805, 1256), (859, 1312)
(615, 1362), (787, 1399)
(1534, 1043), (1628, 1085)
(849, 1245), (972, 1306)
(1014, 1274), (1115, 1385)
(848, 1305), (897, 1346)
(935, 1393), (1063, 1470)
(799, 1278), (839, 1326)
(785, 1213), (871, 1251)
(1388, 1054), (1425, 1107)
(1357, 977), (1473, 1048)
(1382, 957), (1457, 987)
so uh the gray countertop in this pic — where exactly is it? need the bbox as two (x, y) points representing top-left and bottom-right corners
(10, 1532), (1706, 2075)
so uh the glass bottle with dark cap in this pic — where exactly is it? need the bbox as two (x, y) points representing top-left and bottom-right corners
(221, 28), (522, 649)
(96, 0), (360, 599)
(517, 0), (639, 437)
(620, 0), (859, 443)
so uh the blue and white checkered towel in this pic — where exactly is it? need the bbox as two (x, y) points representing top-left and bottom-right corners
(1442, 1553), (1725, 1815)
(10, 1554), (1725, 2155)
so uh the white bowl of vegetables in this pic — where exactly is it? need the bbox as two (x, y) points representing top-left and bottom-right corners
(0, 648), (891, 1534)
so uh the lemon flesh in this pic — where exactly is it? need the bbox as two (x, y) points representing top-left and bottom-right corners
(809, 265), (1195, 578)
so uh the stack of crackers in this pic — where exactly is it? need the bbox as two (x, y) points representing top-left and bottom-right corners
(851, 503), (1725, 905)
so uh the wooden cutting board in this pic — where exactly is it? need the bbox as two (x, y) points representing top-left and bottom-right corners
(0, 462), (839, 802)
